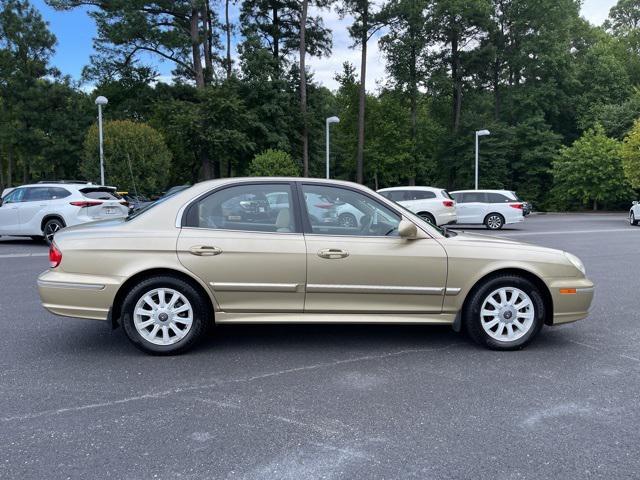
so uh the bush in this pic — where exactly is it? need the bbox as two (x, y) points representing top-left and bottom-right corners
(82, 120), (171, 195)
(551, 125), (631, 210)
(247, 149), (301, 177)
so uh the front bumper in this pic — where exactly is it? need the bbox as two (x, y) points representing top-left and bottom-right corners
(548, 278), (595, 325)
(38, 269), (123, 321)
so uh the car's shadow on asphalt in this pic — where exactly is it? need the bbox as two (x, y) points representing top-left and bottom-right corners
(46, 321), (584, 359)
(0, 237), (43, 245)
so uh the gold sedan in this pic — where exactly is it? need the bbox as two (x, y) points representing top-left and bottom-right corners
(37, 178), (594, 354)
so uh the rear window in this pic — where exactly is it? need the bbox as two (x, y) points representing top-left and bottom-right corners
(486, 193), (512, 203)
(406, 190), (436, 200)
(81, 188), (122, 200)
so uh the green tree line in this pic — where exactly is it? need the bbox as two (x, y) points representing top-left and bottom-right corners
(1, 0), (640, 208)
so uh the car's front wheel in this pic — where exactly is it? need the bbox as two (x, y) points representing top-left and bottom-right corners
(121, 276), (210, 355)
(464, 275), (545, 350)
(484, 213), (505, 230)
(630, 211), (638, 226)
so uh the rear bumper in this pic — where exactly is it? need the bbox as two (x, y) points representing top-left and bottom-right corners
(548, 278), (595, 325)
(37, 269), (123, 321)
(435, 211), (458, 226)
(505, 215), (525, 225)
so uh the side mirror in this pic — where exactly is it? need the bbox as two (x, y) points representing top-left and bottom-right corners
(398, 219), (418, 239)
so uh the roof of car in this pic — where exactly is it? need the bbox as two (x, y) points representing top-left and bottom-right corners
(377, 186), (443, 192)
(450, 189), (516, 194)
(12, 183), (117, 189)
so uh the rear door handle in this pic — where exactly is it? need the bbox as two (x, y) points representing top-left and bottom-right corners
(189, 245), (222, 256)
(318, 248), (349, 259)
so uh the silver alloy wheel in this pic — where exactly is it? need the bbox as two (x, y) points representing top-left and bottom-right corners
(486, 214), (503, 230)
(133, 288), (193, 346)
(44, 221), (62, 243)
(480, 287), (535, 342)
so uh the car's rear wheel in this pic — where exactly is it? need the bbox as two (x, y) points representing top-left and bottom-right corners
(121, 276), (209, 355)
(484, 213), (505, 230)
(464, 275), (545, 350)
(42, 218), (65, 245)
(418, 212), (436, 225)
(630, 211), (638, 226)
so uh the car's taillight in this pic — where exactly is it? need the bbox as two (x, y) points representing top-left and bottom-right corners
(120, 200), (129, 207)
(443, 200), (455, 208)
(70, 201), (102, 208)
(49, 243), (62, 268)
(510, 203), (523, 209)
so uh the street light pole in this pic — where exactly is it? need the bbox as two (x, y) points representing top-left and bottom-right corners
(325, 116), (340, 179)
(95, 96), (109, 186)
(475, 129), (491, 190)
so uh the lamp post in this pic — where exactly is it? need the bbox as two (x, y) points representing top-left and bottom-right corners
(475, 129), (490, 190)
(325, 116), (340, 179)
(95, 96), (108, 186)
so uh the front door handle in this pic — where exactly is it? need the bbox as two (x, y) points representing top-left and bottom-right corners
(189, 245), (222, 256)
(318, 248), (349, 259)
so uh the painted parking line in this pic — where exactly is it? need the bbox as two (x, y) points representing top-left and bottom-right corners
(498, 228), (640, 237)
(0, 252), (48, 259)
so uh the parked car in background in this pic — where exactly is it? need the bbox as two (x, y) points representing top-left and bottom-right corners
(0, 182), (129, 244)
(37, 177), (594, 355)
(118, 192), (152, 212)
(522, 201), (533, 216)
(449, 190), (524, 230)
(630, 201), (640, 226)
(377, 186), (457, 226)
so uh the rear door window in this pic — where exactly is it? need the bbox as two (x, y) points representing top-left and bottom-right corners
(48, 187), (71, 199)
(463, 192), (487, 203)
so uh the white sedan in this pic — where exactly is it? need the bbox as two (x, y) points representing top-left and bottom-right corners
(630, 201), (640, 226)
(377, 186), (457, 226)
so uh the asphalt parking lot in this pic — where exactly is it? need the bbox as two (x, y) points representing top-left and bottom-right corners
(1, 213), (639, 480)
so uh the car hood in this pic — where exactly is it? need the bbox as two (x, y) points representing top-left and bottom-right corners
(444, 231), (563, 255)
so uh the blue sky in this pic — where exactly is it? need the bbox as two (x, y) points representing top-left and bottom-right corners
(33, 0), (618, 91)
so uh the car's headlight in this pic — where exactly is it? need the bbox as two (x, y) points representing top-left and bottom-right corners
(564, 252), (586, 275)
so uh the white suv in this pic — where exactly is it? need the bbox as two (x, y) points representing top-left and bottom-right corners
(630, 201), (640, 226)
(377, 186), (457, 226)
(449, 189), (524, 230)
(0, 183), (129, 243)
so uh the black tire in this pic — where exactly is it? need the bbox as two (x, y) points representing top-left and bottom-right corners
(484, 213), (505, 230)
(418, 212), (436, 225)
(121, 275), (210, 355)
(464, 274), (545, 351)
(630, 211), (638, 226)
(338, 213), (358, 228)
(42, 218), (65, 245)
